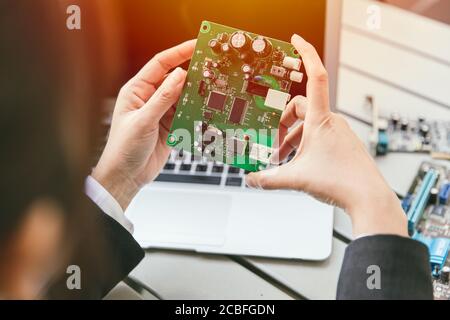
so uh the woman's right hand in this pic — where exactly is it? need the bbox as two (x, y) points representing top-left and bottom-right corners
(246, 34), (408, 238)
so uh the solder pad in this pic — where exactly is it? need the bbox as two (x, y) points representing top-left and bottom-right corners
(167, 21), (303, 172)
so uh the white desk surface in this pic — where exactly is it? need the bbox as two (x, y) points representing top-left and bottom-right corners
(107, 115), (448, 300)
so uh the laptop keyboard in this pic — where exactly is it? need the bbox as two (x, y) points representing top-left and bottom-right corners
(155, 150), (245, 187)
(155, 149), (296, 188)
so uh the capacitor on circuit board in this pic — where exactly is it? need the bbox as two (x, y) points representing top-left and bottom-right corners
(420, 124), (430, 137)
(230, 31), (252, 52)
(241, 64), (252, 74)
(400, 118), (409, 131)
(429, 187), (439, 204)
(208, 39), (222, 54)
(391, 113), (400, 128)
(441, 266), (450, 283)
(251, 36), (272, 57)
(221, 42), (231, 54)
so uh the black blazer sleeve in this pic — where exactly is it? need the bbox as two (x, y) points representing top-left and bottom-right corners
(47, 199), (145, 299)
(337, 235), (433, 300)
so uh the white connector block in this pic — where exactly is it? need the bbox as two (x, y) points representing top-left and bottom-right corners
(264, 89), (291, 112)
(282, 56), (302, 71)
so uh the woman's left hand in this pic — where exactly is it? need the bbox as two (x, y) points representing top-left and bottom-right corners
(93, 40), (196, 210)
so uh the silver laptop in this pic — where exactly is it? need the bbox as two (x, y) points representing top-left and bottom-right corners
(125, 0), (342, 260)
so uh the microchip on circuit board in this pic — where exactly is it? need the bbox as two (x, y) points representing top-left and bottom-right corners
(166, 21), (304, 172)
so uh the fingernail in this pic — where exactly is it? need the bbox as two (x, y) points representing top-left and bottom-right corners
(269, 150), (280, 165)
(245, 174), (255, 189)
(170, 67), (184, 82)
(291, 34), (302, 42)
(172, 67), (183, 75)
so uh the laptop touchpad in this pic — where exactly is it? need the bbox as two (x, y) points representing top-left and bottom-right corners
(127, 187), (231, 247)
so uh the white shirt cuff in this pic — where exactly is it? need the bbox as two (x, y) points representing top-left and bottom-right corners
(85, 175), (134, 234)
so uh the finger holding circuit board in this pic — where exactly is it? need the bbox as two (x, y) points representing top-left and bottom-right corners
(167, 21), (304, 172)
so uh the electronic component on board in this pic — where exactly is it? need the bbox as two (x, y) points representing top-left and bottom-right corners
(215, 78), (227, 88)
(441, 266), (450, 283)
(203, 70), (215, 79)
(439, 183), (450, 205)
(414, 233), (450, 276)
(246, 81), (270, 98)
(282, 56), (302, 71)
(203, 111), (213, 121)
(230, 31), (252, 52)
(400, 118), (409, 131)
(229, 97), (247, 124)
(407, 169), (439, 235)
(420, 124), (430, 137)
(208, 39), (222, 54)
(272, 49), (285, 61)
(270, 66), (287, 78)
(391, 113), (400, 127)
(264, 89), (291, 112)
(431, 205), (447, 217)
(251, 36), (272, 57)
(221, 42), (231, 54)
(430, 238), (450, 275)
(430, 187), (439, 204)
(289, 71), (304, 83)
(207, 91), (227, 111)
(198, 80), (207, 96)
(241, 64), (252, 74)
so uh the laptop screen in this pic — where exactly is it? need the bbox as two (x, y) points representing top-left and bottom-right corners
(117, 0), (327, 97)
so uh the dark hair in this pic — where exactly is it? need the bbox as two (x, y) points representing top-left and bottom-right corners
(0, 0), (118, 288)
(0, 1), (71, 240)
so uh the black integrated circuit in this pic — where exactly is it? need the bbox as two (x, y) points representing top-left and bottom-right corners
(207, 91), (227, 111)
(229, 97), (247, 124)
(246, 81), (270, 98)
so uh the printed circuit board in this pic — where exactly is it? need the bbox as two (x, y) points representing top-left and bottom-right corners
(167, 21), (303, 172)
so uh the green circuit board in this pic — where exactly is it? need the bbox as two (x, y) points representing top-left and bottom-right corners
(167, 21), (303, 172)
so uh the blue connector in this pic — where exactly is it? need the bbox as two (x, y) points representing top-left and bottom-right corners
(413, 233), (450, 276)
(407, 170), (438, 235)
(429, 238), (450, 274)
(376, 131), (389, 156)
(438, 183), (450, 205)
(401, 193), (413, 213)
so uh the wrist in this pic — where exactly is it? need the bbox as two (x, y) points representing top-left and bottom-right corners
(347, 185), (409, 238)
(92, 164), (140, 211)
